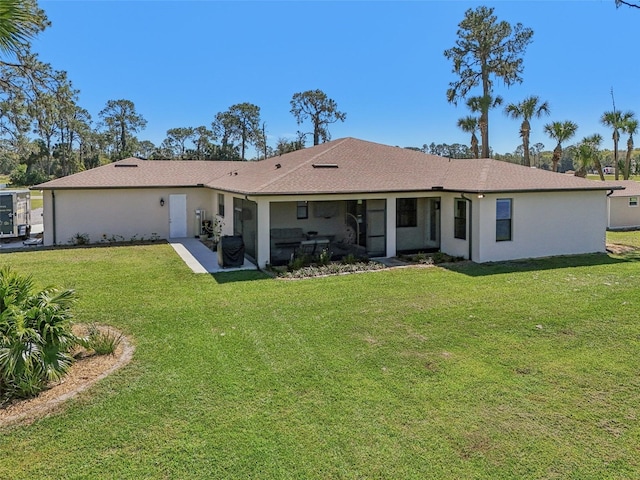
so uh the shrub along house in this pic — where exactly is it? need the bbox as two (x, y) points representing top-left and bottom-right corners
(35, 137), (623, 268)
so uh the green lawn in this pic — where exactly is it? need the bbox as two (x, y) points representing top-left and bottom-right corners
(586, 174), (639, 182)
(609, 230), (640, 249)
(1, 242), (639, 479)
(30, 194), (43, 210)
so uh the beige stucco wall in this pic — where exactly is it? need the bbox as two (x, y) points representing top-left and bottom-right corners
(395, 197), (440, 251)
(439, 193), (470, 259)
(269, 201), (348, 236)
(438, 191), (607, 262)
(473, 191), (607, 263)
(608, 196), (640, 229)
(42, 188), (214, 246)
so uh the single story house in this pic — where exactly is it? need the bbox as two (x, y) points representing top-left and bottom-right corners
(607, 179), (640, 230)
(34, 137), (624, 268)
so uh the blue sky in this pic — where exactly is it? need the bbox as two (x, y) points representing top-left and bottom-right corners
(34, 0), (639, 156)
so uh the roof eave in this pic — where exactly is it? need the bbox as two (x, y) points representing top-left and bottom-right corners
(34, 184), (209, 191)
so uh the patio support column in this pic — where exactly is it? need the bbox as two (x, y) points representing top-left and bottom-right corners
(386, 197), (397, 258)
(255, 197), (271, 268)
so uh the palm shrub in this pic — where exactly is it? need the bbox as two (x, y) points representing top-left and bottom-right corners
(0, 267), (78, 404)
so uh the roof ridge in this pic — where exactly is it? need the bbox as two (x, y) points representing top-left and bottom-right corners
(251, 138), (352, 193)
(477, 159), (493, 190)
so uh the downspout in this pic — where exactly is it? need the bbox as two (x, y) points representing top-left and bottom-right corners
(51, 190), (57, 245)
(606, 189), (614, 231)
(460, 193), (473, 261)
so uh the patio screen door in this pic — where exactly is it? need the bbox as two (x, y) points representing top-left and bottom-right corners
(169, 194), (187, 238)
(366, 199), (386, 256)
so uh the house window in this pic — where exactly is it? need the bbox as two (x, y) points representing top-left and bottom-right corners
(297, 201), (308, 219)
(630, 197), (638, 207)
(496, 198), (512, 242)
(454, 199), (466, 240)
(396, 198), (417, 228)
(218, 193), (225, 217)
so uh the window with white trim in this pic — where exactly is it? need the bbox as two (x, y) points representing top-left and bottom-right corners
(297, 201), (308, 219)
(629, 197), (638, 207)
(496, 198), (512, 242)
(454, 199), (466, 240)
(218, 193), (225, 217)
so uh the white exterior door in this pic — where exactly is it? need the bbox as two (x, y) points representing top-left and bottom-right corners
(169, 194), (187, 238)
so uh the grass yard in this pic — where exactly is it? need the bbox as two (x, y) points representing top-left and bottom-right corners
(0, 241), (639, 479)
(586, 174), (639, 182)
(30, 194), (43, 210)
(609, 230), (640, 249)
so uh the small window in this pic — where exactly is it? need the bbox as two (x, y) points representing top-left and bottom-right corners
(297, 201), (308, 219)
(218, 193), (225, 217)
(454, 199), (466, 240)
(496, 198), (512, 242)
(396, 198), (417, 228)
(630, 197), (638, 207)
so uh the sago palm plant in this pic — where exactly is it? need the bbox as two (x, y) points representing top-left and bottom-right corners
(0, 267), (78, 403)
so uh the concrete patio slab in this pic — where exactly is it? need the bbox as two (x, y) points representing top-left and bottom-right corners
(168, 237), (257, 274)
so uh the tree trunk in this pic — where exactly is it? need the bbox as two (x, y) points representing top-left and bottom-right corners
(552, 144), (562, 172)
(521, 120), (531, 167)
(481, 68), (490, 158)
(471, 134), (479, 159)
(594, 158), (605, 181)
(624, 137), (633, 180)
(613, 131), (619, 180)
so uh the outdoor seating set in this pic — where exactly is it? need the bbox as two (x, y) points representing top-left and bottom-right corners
(270, 227), (364, 265)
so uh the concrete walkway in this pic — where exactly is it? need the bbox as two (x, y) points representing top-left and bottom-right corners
(168, 237), (257, 274)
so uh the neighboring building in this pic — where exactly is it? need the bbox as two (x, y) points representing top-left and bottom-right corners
(34, 137), (623, 268)
(607, 180), (640, 230)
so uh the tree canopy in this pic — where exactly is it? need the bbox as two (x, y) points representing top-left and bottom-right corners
(504, 96), (550, 167)
(0, 0), (48, 57)
(444, 6), (533, 158)
(98, 99), (147, 161)
(290, 89), (346, 146)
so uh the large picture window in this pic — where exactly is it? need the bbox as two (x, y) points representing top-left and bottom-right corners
(454, 199), (466, 240)
(496, 198), (512, 242)
(396, 198), (417, 228)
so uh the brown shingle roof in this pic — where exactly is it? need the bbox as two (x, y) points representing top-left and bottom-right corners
(35, 138), (624, 194)
(607, 180), (640, 197)
(36, 158), (249, 189)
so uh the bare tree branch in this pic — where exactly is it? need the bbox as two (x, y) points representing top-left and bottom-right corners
(616, 0), (640, 8)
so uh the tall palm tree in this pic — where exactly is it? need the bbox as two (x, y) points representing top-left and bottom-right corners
(466, 95), (503, 158)
(504, 96), (550, 167)
(574, 134), (604, 179)
(543, 120), (578, 172)
(600, 110), (633, 180)
(457, 116), (480, 158)
(622, 114), (638, 180)
(0, 0), (48, 55)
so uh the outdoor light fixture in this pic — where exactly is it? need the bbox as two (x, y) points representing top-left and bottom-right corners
(160, 198), (165, 207)
(477, 194), (485, 199)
